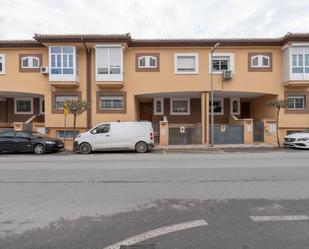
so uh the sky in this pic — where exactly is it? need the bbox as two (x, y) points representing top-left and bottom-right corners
(0, 0), (309, 40)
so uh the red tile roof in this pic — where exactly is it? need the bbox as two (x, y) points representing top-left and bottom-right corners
(0, 32), (309, 48)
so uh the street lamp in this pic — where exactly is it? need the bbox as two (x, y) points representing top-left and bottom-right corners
(210, 42), (220, 147)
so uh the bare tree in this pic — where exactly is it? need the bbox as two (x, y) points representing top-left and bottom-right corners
(64, 99), (89, 151)
(267, 99), (287, 147)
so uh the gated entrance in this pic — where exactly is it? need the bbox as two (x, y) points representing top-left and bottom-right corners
(169, 127), (202, 145)
(253, 122), (264, 142)
(210, 124), (244, 144)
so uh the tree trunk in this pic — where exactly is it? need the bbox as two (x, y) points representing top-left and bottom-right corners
(276, 108), (280, 148)
(72, 114), (77, 151)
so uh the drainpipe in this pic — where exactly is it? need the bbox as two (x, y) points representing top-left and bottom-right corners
(82, 38), (92, 130)
(210, 43), (220, 147)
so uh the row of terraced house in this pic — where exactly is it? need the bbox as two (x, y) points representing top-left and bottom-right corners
(0, 32), (309, 147)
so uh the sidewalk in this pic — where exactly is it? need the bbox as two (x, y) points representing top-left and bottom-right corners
(154, 143), (279, 153)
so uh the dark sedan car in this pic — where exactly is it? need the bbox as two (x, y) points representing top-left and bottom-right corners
(0, 131), (64, 154)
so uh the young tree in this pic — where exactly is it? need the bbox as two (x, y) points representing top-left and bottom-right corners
(267, 99), (287, 148)
(64, 99), (89, 151)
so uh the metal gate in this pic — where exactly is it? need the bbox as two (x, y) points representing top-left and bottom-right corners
(253, 122), (264, 142)
(210, 124), (244, 144)
(169, 127), (202, 145)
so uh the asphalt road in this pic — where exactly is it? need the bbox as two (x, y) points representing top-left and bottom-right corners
(1, 150), (309, 249)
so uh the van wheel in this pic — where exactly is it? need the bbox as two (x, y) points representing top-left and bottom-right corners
(135, 141), (148, 153)
(34, 144), (46, 155)
(79, 143), (92, 154)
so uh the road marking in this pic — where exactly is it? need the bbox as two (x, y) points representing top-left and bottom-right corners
(103, 219), (208, 249)
(250, 215), (309, 222)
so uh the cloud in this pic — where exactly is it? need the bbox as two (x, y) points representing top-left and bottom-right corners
(0, 0), (308, 39)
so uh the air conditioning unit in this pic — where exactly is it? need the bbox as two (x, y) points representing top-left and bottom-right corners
(222, 70), (233, 80)
(40, 66), (49, 74)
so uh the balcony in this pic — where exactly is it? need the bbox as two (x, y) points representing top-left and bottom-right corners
(283, 80), (309, 88)
(49, 81), (79, 88)
(96, 81), (124, 89)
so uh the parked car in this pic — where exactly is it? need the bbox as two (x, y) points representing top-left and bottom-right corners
(0, 130), (64, 154)
(74, 121), (154, 154)
(284, 133), (309, 149)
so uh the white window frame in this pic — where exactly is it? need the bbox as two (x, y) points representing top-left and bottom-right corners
(154, 97), (164, 115)
(209, 98), (224, 115)
(95, 44), (124, 82)
(49, 46), (77, 82)
(138, 55), (157, 69)
(230, 98), (240, 115)
(21, 56), (40, 69)
(251, 55), (270, 68)
(174, 53), (199, 74)
(40, 97), (45, 114)
(170, 98), (190, 115)
(287, 95), (306, 110)
(209, 53), (235, 74)
(0, 54), (5, 74)
(55, 95), (79, 110)
(14, 97), (33, 115)
(99, 95), (125, 111)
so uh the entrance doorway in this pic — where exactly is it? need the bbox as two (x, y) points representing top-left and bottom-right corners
(241, 102), (251, 119)
(140, 102), (153, 122)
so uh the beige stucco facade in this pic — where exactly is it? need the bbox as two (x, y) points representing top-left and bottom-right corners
(1, 33), (309, 146)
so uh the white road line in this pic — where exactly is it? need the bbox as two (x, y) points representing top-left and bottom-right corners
(103, 219), (208, 249)
(250, 215), (309, 222)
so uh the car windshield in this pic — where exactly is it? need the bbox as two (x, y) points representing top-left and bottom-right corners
(31, 132), (48, 139)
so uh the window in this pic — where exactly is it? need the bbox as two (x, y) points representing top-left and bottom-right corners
(49, 46), (76, 81)
(92, 124), (110, 134)
(287, 95), (306, 110)
(96, 45), (123, 81)
(170, 98), (190, 115)
(55, 95), (79, 110)
(209, 53), (234, 74)
(56, 130), (79, 139)
(15, 131), (32, 138)
(136, 53), (160, 72)
(292, 54), (309, 74)
(174, 53), (199, 74)
(40, 98), (45, 114)
(100, 96), (124, 110)
(230, 98), (240, 115)
(0, 54), (5, 74)
(154, 97), (164, 115)
(0, 131), (15, 137)
(138, 56), (157, 68)
(251, 55), (270, 68)
(14, 98), (33, 114)
(21, 56), (40, 68)
(209, 99), (224, 115)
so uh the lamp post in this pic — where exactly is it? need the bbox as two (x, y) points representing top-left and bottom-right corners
(210, 42), (220, 147)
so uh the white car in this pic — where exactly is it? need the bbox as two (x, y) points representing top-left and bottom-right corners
(284, 133), (309, 149)
(74, 121), (155, 154)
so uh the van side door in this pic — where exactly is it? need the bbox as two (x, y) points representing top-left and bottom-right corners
(91, 123), (113, 150)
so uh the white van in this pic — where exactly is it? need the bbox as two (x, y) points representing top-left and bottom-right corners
(74, 121), (155, 154)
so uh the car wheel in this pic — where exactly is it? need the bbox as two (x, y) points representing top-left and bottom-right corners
(34, 144), (46, 155)
(79, 143), (92, 154)
(135, 141), (148, 153)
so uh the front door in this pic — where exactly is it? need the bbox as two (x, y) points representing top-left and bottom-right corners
(241, 102), (251, 119)
(140, 102), (153, 122)
(91, 123), (113, 150)
(0, 131), (16, 152)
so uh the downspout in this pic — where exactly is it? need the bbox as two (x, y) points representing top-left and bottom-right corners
(81, 38), (92, 130)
